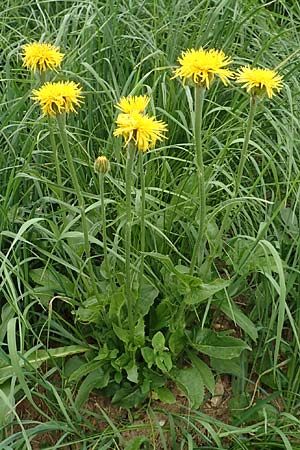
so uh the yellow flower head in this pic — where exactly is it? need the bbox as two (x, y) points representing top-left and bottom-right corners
(236, 66), (283, 98)
(114, 112), (167, 152)
(115, 95), (150, 114)
(22, 42), (64, 72)
(32, 81), (83, 116)
(173, 47), (234, 88)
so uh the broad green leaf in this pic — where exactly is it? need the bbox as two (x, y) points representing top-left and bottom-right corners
(134, 318), (145, 347)
(64, 356), (85, 378)
(217, 299), (258, 342)
(172, 367), (204, 408)
(114, 353), (130, 371)
(124, 436), (149, 450)
(210, 357), (243, 377)
(112, 323), (130, 345)
(75, 369), (109, 408)
(153, 299), (172, 330)
(137, 281), (159, 317)
(184, 279), (231, 305)
(69, 359), (106, 383)
(152, 332), (165, 352)
(126, 361), (139, 384)
(0, 340), (87, 383)
(76, 297), (102, 324)
(26, 345), (88, 364)
(155, 353), (172, 373)
(188, 351), (215, 394)
(112, 386), (147, 408)
(154, 387), (176, 404)
(30, 267), (74, 295)
(109, 289), (126, 321)
(206, 219), (219, 241)
(191, 329), (251, 359)
(169, 331), (186, 356)
(31, 287), (53, 306)
(150, 253), (230, 304)
(141, 347), (155, 368)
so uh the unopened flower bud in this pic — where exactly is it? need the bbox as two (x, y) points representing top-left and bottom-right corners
(94, 155), (110, 174)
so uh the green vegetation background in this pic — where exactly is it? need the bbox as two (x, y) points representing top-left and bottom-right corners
(1, 0), (300, 448)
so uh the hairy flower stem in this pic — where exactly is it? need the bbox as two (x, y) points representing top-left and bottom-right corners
(190, 86), (206, 275)
(125, 143), (136, 340)
(138, 152), (145, 294)
(38, 72), (46, 84)
(99, 172), (109, 278)
(56, 114), (96, 293)
(48, 121), (64, 202)
(235, 95), (258, 195)
(220, 95), (258, 235)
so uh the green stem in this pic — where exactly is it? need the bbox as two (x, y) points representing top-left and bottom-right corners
(202, 96), (258, 278)
(48, 120), (63, 200)
(99, 173), (109, 277)
(190, 85), (206, 275)
(38, 71), (46, 84)
(213, 95), (258, 261)
(56, 114), (95, 291)
(138, 152), (145, 291)
(125, 143), (136, 339)
(235, 95), (258, 195)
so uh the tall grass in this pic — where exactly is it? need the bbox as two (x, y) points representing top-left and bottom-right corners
(1, 0), (300, 448)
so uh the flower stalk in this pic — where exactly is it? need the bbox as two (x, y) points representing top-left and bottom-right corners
(235, 95), (258, 195)
(138, 151), (146, 289)
(125, 143), (136, 339)
(94, 156), (110, 277)
(99, 171), (109, 277)
(217, 94), (258, 249)
(56, 114), (96, 291)
(190, 85), (206, 274)
(48, 119), (63, 202)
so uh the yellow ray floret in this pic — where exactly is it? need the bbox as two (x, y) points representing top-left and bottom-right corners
(236, 66), (283, 98)
(173, 47), (234, 88)
(22, 42), (64, 72)
(114, 112), (167, 152)
(32, 81), (83, 116)
(115, 95), (150, 114)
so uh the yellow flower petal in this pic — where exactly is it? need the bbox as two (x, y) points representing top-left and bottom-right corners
(114, 112), (167, 152)
(173, 47), (234, 88)
(115, 95), (150, 114)
(236, 66), (283, 98)
(32, 81), (83, 116)
(22, 42), (64, 72)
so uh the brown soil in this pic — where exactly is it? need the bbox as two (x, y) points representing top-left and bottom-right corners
(12, 371), (234, 450)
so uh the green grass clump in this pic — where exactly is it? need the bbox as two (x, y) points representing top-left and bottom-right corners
(1, 0), (300, 448)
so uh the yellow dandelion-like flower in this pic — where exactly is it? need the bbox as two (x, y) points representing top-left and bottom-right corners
(115, 95), (150, 114)
(32, 81), (83, 116)
(236, 66), (283, 98)
(114, 112), (167, 152)
(22, 42), (64, 72)
(173, 47), (234, 88)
